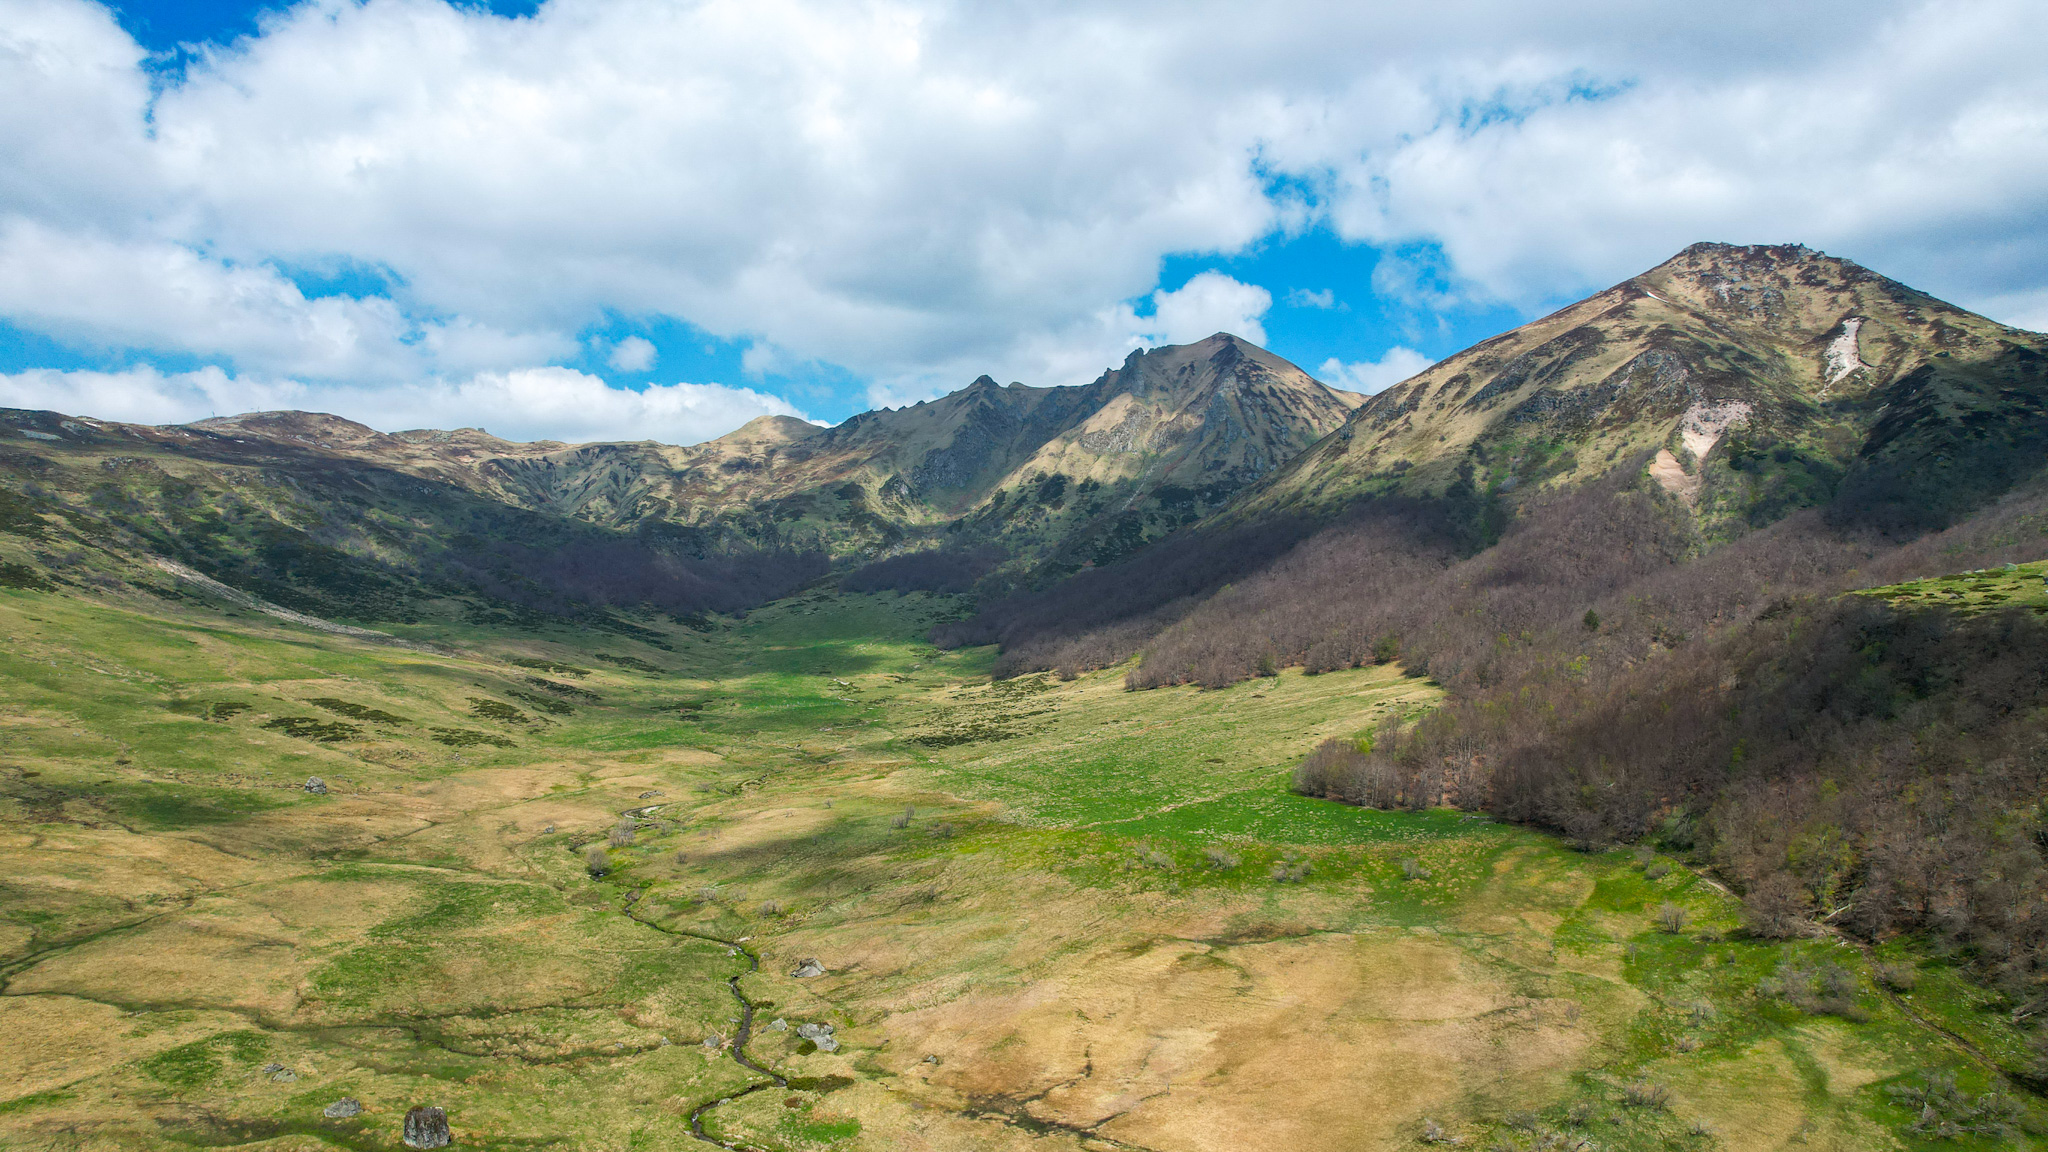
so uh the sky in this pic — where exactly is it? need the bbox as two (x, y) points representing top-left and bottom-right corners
(1, 0), (2044, 445)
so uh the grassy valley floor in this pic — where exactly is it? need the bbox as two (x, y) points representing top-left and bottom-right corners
(0, 583), (2042, 1151)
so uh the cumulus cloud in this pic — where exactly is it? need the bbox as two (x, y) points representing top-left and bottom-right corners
(1319, 347), (1433, 395)
(1, 0), (2045, 439)
(1285, 288), (1337, 310)
(0, 365), (807, 446)
(1144, 273), (1271, 348)
(607, 336), (657, 373)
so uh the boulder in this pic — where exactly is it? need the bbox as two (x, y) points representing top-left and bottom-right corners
(304, 777), (327, 794)
(790, 957), (825, 978)
(766, 1018), (788, 1032)
(402, 1105), (451, 1149)
(323, 1098), (362, 1119)
(796, 1022), (839, 1053)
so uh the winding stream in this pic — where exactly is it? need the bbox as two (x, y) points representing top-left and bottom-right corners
(614, 803), (787, 1149)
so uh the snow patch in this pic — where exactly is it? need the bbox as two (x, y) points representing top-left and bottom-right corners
(1824, 317), (1869, 386)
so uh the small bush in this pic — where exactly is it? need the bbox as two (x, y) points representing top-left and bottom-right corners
(584, 846), (610, 878)
(1202, 846), (1241, 870)
(929, 822), (956, 839)
(1655, 903), (1689, 933)
(1418, 1117), (1457, 1144)
(1621, 1080), (1672, 1109)
(1644, 861), (1671, 881)
(1874, 961), (1919, 992)
(1887, 1072), (2023, 1140)
(1269, 857), (1310, 882)
(1400, 857), (1430, 881)
(759, 900), (784, 916)
(1758, 962), (1869, 1021)
(891, 806), (914, 829)
(608, 818), (637, 848)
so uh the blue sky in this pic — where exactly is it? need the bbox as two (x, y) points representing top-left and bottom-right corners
(3, 0), (2043, 442)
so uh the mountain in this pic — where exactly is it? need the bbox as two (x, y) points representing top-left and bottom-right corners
(1246, 242), (2048, 538)
(0, 334), (1356, 629)
(193, 333), (1359, 571)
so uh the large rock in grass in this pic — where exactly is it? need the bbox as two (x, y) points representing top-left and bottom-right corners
(790, 957), (825, 978)
(796, 1022), (839, 1053)
(403, 1105), (451, 1149)
(322, 1098), (361, 1118)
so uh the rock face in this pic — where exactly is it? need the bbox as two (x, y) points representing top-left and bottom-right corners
(796, 1022), (839, 1053)
(323, 1098), (362, 1119)
(402, 1105), (451, 1149)
(304, 777), (327, 794)
(789, 957), (825, 978)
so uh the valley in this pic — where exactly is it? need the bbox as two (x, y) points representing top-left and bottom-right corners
(1, 578), (2041, 1151)
(6, 241), (2048, 1150)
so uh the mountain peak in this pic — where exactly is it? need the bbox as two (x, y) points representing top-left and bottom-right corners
(1242, 240), (2047, 535)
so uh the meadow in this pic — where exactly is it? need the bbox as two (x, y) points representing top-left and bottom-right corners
(2, 578), (2044, 1151)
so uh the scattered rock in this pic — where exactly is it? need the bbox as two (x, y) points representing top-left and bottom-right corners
(262, 1063), (286, 1073)
(638, 790), (663, 799)
(658, 1036), (671, 1046)
(544, 824), (555, 833)
(323, 1098), (362, 1119)
(922, 1054), (940, 1065)
(796, 1022), (839, 1053)
(766, 1018), (788, 1032)
(703, 1033), (722, 1049)
(304, 777), (327, 794)
(270, 1068), (299, 1082)
(790, 957), (825, 978)
(402, 1105), (451, 1149)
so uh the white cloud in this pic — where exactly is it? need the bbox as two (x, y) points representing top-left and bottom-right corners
(1285, 288), (1337, 310)
(606, 335), (657, 373)
(0, 0), (2045, 436)
(1319, 347), (1433, 395)
(1144, 272), (1270, 348)
(0, 365), (807, 445)
(0, 216), (574, 379)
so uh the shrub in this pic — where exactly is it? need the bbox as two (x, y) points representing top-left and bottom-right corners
(1887, 1072), (2023, 1139)
(1645, 861), (1671, 880)
(1874, 961), (1920, 992)
(1268, 858), (1310, 883)
(1400, 857), (1430, 881)
(608, 818), (636, 848)
(1655, 903), (1689, 933)
(890, 806), (914, 829)
(1621, 1080), (1672, 1109)
(584, 846), (610, 878)
(1202, 846), (1241, 870)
